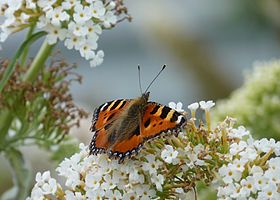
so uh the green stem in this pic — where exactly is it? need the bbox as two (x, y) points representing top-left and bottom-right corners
(205, 110), (211, 132)
(23, 39), (55, 82)
(0, 110), (14, 146)
(21, 25), (35, 66)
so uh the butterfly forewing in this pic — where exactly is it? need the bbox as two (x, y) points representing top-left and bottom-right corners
(89, 99), (131, 154)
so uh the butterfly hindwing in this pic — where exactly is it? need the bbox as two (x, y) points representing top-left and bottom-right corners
(141, 102), (186, 140)
(110, 134), (143, 162)
(89, 99), (131, 154)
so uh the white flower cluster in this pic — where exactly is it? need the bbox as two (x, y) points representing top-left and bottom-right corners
(28, 144), (159, 200)
(27, 101), (280, 199)
(0, 0), (125, 67)
(27, 171), (58, 200)
(217, 132), (280, 199)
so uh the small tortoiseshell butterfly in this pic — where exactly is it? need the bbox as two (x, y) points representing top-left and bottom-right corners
(89, 65), (186, 163)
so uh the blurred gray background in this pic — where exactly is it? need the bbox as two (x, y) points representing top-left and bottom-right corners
(1, 0), (280, 113)
(2, 0), (280, 196)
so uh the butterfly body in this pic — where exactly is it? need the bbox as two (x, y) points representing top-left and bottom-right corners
(100, 92), (149, 150)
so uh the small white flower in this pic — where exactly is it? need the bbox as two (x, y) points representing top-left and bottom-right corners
(26, 0), (36, 9)
(107, 1), (116, 10)
(257, 183), (280, 200)
(35, 171), (57, 195)
(123, 192), (138, 200)
(218, 164), (242, 183)
(19, 13), (30, 23)
(65, 170), (81, 189)
(73, 4), (91, 24)
(64, 190), (84, 200)
(229, 126), (250, 139)
(45, 25), (67, 45)
(240, 176), (257, 195)
(101, 174), (116, 190)
(273, 141), (280, 156)
(85, 174), (102, 191)
(142, 155), (162, 175)
(161, 145), (179, 164)
(86, 188), (105, 199)
(229, 183), (244, 199)
(233, 158), (247, 172)
(79, 42), (96, 60)
(86, 21), (102, 38)
(37, 0), (56, 10)
(250, 165), (263, 175)
(102, 11), (117, 28)
(46, 7), (70, 26)
(64, 34), (85, 50)
(28, 186), (44, 200)
(252, 173), (268, 191)
(90, 50), (104, 67)
(68, 21), (88, 37)
(6, 0), (22, 11)
(89, 1), (106, 18)
(267, 157), (280, 171)
(135, 184), (156, 199)
(264, 168), (280, 185)
(217, 183), (237, 198)
(105, 189), (122, 200)
(151, 174), (164, 192)
(41, 178), (57, 195)
(169, 102), (184, 112)
(239, 146), (258, 161)
(199, 100), (215, 111)
(229, 141), (247, 156)
(37, 16), (49, 29)
(187, 102), (199, 112)
(62, 0), (78, 10)
(254, 138), (278, 154)
(0, 27), (11, 42)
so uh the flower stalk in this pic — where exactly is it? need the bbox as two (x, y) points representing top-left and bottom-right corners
(23, 39), (55, 82)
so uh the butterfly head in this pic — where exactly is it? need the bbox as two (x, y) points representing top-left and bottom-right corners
(141, 91), (150, 102)
(136, 91), (150, 110)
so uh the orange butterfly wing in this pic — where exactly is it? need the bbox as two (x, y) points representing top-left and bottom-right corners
(89, 99), (131, 154)
(141, 102), (186, 140)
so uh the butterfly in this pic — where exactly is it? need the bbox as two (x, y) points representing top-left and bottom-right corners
(89, 65), (187, 163)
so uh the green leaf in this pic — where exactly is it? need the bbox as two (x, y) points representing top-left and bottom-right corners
(1, 148), (32, 200)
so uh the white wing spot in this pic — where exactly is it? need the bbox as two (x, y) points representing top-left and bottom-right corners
(100, 103), (108, 111)
(176, 116), (183, 124)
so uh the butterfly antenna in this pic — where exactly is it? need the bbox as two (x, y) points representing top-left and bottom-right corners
(144, 64), (166, 93)
(138, 65), (143, 94)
